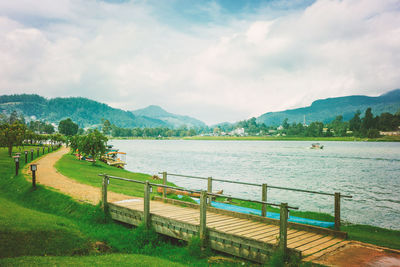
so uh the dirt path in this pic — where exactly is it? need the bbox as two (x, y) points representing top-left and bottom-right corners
(23, 146), (132, 204)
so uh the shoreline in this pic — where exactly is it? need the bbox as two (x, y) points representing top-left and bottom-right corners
(110, 136), (400, 142)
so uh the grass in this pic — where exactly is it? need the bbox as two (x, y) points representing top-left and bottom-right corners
(0, 147), (249, 266)
(55, 152), (171, 198)
(0, 254), (186, 267)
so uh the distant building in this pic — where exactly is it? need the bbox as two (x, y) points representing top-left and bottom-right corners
(277, 125), (284, 131)
(229, 128), (245, 136)
(380, 131), (400, 136)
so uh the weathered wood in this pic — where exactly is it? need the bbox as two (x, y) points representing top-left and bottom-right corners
(288, 234), (324, 249)
(296, 236), (335, 252)
(153, 196), (348, 239)
(278, 203), (288, 257)
(334, 192), (341, 231)
(143, 181), (151, 228)
(200, 190), (207, 247)
(302, 240), (348, 261)
(261, 183), (267, 217)
(101, 175), (108, 211)
(207, 177), (212, 206)
(162, 172), (167, 200)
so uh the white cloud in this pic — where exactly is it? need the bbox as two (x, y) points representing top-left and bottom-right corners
(1, 0), (400, 124)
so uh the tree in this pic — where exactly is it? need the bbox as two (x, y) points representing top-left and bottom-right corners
(58, 118), (79, 136)
(0, 122), (27, 156)
(102, 119), (111, 135)
(80, 129), (108, 164)
(349, 111), (361, 132)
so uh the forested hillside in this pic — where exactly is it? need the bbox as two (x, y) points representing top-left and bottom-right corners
(257, 89), (400, 126)
(0, 94), (167, 128)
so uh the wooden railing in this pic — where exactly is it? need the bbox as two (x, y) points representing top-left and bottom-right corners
(99, 174), (298, 258)
(159, 172), (352, 231)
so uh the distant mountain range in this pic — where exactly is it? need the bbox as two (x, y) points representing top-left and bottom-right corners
(131, 105), (206, 128)
(256, 89), (400, 126)
(0, 94), (205, 129)
(1, 89), (400, 129)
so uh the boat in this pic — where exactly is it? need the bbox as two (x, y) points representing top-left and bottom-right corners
(100, 145), (127, 168)
(157, 187), (223, 198)
(310, 143), (324, 149)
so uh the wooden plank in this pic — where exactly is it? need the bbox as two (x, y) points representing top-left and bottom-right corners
(242, 225), (277, 238)
(215, 220), (257, 231)
(296, 236), (335, 252)
(287, 232), (316, 244)
(207, 217), (243, 227)
(287, 230), (308, 239)
(288, 234), (324, 249)
(230, 224), (272, 236)
(219, 222), (261, 234)
(301, 238), (343, 256)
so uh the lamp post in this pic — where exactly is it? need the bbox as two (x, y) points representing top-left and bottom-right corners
(37, 147), (40, 157)
(42, 147), (45, 154)
(48, 145), (50, 153)
(24, 151), (28, 163)
(30, 149), (34, 161)
(13, 156), (20, 176)
(30, 164), (37, 188)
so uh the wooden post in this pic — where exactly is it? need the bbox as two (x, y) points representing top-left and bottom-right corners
(334, 192), (341, 231)
(162, 172), (167, 200)
(261, 183), (268, 217)
(207, 177), (212, 206)
(278, 203), (288, 258)
(199, 190), (207, 247)
(144, 180), (151, 229)
(101, 175), (109, 211)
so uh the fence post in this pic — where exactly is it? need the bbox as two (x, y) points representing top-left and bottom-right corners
(262, 183), (268, 217)
(101, 175), (109, 211)
(162, 172), (167, 200)
(144, 180), (151, 229)
(199, 190), (208, 247)
(334, 192), (341, 231)
(207, 177), (212, 206)
(278, 203), (288, 259)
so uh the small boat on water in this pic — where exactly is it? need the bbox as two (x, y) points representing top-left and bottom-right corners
(310, 143), (324, 149)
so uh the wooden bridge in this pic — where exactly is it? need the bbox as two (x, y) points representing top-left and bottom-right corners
(100, 173), (351, 264)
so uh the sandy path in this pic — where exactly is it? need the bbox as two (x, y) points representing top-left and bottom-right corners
(24, 146), (132, 204)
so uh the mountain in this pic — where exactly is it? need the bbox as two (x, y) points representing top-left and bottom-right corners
(0, 94), (168, 128)
(257, 89), (400, 126)
(131, 105), (206, 128)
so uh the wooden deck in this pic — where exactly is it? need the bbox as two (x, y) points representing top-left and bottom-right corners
(108, 197), (348, 263)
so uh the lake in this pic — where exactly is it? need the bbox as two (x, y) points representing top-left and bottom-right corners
(109, 139), (400, 230)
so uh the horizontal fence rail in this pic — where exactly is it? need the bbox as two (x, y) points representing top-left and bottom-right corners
(158, 172), (353, 230)
(161, 172), (352, 198)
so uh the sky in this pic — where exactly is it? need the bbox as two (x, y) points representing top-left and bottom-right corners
(1, 0), (400, 125)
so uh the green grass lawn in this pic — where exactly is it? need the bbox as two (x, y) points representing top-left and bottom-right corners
(0, 197), (92, 258)
(0, 254), (186, 267)
(54, 152), (174, 198)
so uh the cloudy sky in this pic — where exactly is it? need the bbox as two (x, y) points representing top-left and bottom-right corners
(1, 0), (400, 124)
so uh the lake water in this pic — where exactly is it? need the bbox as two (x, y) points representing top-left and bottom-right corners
(109, 139), (400, 230)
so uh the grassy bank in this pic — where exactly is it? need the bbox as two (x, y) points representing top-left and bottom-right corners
(55, 151), (400, 250)
(0, 147), (247, 266)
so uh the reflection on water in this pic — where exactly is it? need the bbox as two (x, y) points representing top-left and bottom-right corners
(110, 140), (400, 230)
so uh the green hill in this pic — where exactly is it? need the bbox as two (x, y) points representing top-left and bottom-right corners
(131, 105), (206, 128)
(257, 89), (400, 126)
(0, 95), (169, 128)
